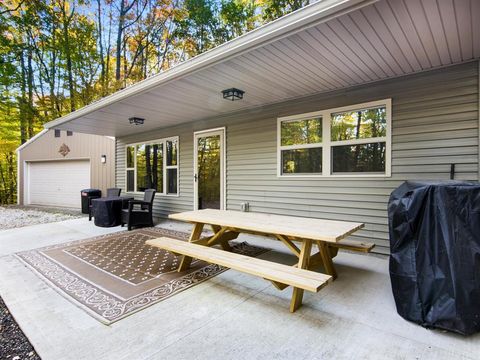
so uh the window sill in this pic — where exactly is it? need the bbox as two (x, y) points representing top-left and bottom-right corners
(124, 191), (180, 198)
(277, 173), (392, 179)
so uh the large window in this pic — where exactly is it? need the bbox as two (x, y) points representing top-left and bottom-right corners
(278, 100), (391, 177)
(125, 137), (179, 194)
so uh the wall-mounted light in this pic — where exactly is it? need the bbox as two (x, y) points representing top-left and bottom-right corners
(221, 88), (245, 101)
(101, 155), (107, 164)
(129, 117), (145, 125)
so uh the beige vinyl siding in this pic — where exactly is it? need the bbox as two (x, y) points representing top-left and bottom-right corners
(18, 130), (115, 205)
(116, 61), (479, 254)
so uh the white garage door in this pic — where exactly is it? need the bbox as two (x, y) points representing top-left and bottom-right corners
(27, 160), (91, 208)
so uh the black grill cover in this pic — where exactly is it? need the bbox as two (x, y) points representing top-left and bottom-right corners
(388, 181), (480, 335)
(80, 188), (101, 214)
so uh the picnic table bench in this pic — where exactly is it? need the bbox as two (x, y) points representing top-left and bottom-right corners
(146, 209), (372, 312)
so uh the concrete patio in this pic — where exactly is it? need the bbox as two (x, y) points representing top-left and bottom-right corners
(0, 218), (479, 360)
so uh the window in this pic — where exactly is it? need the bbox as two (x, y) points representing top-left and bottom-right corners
(279, 117), (323, 175)
(165, 139), (178, 194)
(278, 99), (391, 177)
(125, 137), (179, 195)
(54, 129), (61, 137)
(67, 130), (73, 136)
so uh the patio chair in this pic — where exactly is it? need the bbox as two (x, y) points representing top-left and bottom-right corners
(88, 187), (122, 221)
(121, 189), (156, 230)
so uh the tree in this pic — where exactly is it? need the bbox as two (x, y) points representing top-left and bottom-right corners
(58, 0), (77, 111)
(113, 0), (149, 87)
(260, 0), (310, 22)
(219, 0), (257, 41)
(176, 0), (220, 54)
(0, 0), (313, 204)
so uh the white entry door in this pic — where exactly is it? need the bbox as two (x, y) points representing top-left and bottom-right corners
(194, 128), (225, 210)
(27, 160), (91, 208)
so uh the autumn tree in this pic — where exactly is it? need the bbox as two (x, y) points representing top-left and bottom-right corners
(0, 0), (313, 204)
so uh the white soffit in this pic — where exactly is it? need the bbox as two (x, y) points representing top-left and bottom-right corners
(46, 0), (480, 137)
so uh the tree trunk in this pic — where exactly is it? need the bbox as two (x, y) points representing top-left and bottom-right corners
(97, 0), (106, 94)
(0, 162), (6, 204)
(115, 0), (125, 82)
(50, 15), (58, 119)
(123, 37), (128, 87)
(62, 1), (75, 112)
(7, 152), (15, 204)
(19, 50), (27, 144)
(27, 44), (34, 138)
(65, 32), (75, 112)
(106, 6), (113, 93)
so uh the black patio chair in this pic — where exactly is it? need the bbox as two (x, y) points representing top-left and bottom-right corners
(121, 189), (156, 230)
(106, 187), (122, 198)
(89, 187), (122, 221)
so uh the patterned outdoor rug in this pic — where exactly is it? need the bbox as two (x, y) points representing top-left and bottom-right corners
(16, 228), (267, 324)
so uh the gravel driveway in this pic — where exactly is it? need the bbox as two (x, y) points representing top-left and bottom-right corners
(0, 206), (83, 231)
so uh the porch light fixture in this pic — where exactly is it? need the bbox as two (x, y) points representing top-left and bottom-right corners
(100, 155), (107, 164)
(222, 88), (244, 101)
(129, 117), (145, 125)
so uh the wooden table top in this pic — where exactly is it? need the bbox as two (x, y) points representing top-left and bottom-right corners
(169, 209), (364, 243)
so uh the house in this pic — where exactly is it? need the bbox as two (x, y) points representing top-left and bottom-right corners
(43, 0), (479, 254)
(16, 129), (115, 208)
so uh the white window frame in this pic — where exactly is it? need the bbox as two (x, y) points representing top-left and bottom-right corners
(277, 99), (392, 178)
(125, 136), (179, 196)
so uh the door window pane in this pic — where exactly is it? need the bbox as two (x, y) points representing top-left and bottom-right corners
(282, 147), (322, 174)
(167, 169), (177, 194)
(166, 139), (178, 166)
(332, 142), (385, 173)
(197, 135), (221, 209)
(331, 106), (386, 141)
(281, 118), (322, 146)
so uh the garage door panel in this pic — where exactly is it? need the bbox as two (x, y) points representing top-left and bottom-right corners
(28, 160), (90, 208)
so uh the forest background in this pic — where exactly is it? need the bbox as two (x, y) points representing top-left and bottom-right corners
(0, 0), (312, 204)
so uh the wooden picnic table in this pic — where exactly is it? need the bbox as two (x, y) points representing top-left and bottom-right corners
(148, 209), (367, 312)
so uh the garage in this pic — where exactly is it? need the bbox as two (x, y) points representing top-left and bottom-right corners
(17, 129), (115, 207)
(27, 160), (90, 208)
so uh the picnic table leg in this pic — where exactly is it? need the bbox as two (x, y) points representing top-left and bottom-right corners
(290, 239), (313, 313)
(318, 241), (337, 280)
(211, 225), (234, 251)
(178, 222), (204, 272)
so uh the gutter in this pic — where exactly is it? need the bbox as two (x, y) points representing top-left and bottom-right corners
(44, 0), (378, 130)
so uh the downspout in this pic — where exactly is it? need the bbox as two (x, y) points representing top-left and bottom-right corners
(114, 138), (117, 188)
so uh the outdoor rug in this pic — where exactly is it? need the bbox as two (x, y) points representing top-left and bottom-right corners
(16, 227), (267, 324)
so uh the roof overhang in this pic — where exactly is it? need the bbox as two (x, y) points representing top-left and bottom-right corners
(45, 0), (479, 137)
